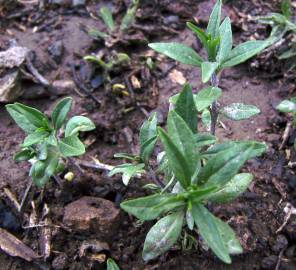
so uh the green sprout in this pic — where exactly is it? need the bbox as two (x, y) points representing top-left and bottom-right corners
(277, 97), (296, 148)
(109, 0), (269, 264)
(258, 0), (296, 70)
(88, 0), (139, 41)
(6, 97), (95, 187)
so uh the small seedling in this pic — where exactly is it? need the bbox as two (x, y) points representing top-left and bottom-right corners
(88, 0), (139, 42)
(258, 0), (296, 70)
(149, 0), (275, 135)
(277, 97), (296, 148)
(110, 0), (269, 264)
(5, 97), (95, 187)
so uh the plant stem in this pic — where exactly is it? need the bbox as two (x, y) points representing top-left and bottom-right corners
(210, 73), (219, 135)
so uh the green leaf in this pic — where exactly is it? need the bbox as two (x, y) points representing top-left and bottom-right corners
(30, 148), (59, 187)
(88, 29), (108, 40)
(100, 6), (115, 32)
(140, 113), (158, 163)
(38, 142), (48, 160)
(167, 110), (199, 184)
(206, 0), (222, 39)
(120, 0), (139, 31)
(198, 141), (266, 188)
(148, 43), (203, 67)
(158, 127), (192, 189)
(201, 62), (219, 83)
(51, 97), (72, 130)
(276, 99), (296, 113)
(120, 193), (185, 221)
(201, 109), (211, 130)
(214, 217), (243, 255)
(23, 130), (49, 147)
(142, 211), (184, 261)
(194, 87), (222, 111)
(175, 83), (198, 133)
(6, 103), (49, 133)
(204, 141), (267, 158)
(65, 116), (95, 137)
(187, 22), (208, 50)
(191, 203), (231, 264)
(217, 17), (232, 64)
(222, 103), (260, 120)
(107, 258), (120, 270)
(140, 136), (157, 164)
(278, 46), (296, 60)
(109, 163), (145, 185)
(14, 149), (34, 162)
(207, 173), (253, 203)
(195, 133), (216, 148)
(222, 40), (269, 68)
(114, 153), (139, 161)
(188, 186), (218, 203)
(281, 0), (292, 19)
(59, 135), (85, 157)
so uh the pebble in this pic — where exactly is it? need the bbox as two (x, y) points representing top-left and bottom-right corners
(48, 40), (64, 64)
(261, 255), (277, 269)
(272, 234), (288, 253)
(63, 197), (120, 238)
(0, 200), (21, 232)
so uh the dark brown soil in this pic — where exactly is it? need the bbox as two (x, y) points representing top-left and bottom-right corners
(0, 0), (296, 269)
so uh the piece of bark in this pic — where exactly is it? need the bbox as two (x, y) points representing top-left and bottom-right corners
(0, 228), (38, 262)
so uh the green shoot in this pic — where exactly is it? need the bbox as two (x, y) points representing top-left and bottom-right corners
(6, 97), (95, 187)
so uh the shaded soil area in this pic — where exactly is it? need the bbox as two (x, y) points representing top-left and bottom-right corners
(0, 0), (296, 269)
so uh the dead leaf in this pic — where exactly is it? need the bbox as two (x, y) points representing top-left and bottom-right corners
(169, 69), (186, 85)
(0, 228), (38, 262)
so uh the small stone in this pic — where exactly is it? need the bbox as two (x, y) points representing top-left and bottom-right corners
(72, 0), (86, 6)
(63, 197), (120, 238)
(0, 46), (29, 69)
(261, 255), (277, 269)
(266, 133), (281, 143)
(48, 41), (64, 64)
(272, 234), (288, 253)
(0, 71), (22, 102)
(52, 253), (68, 270)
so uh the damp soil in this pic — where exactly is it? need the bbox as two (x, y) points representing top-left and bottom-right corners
(0, 0), (296, 269)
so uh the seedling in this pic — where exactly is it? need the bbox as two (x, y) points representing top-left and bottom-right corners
(118, 84), (267, 263)
(84, 52), (131, 83)
(258, 0), (296, 70)
(5, 97), (95, 187)
(149, 0), (275, 135)
(110, 0), (269, 264)
(88, 0), (139, 42)
(277, 97), (296, 148)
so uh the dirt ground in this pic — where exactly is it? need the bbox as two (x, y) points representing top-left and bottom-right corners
(0, 0), (296, 269)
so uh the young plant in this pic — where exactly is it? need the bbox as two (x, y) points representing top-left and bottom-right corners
(110, 0), (269, 265)
(88, 0), (139, 42)
(149, 0), (275, 135)
(258, 0), (296, 70)
(119, 84), (267, 264)
(84, 52), (131, 84)
(5, 97), (95, 187)
(277, 97), (296, 148)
